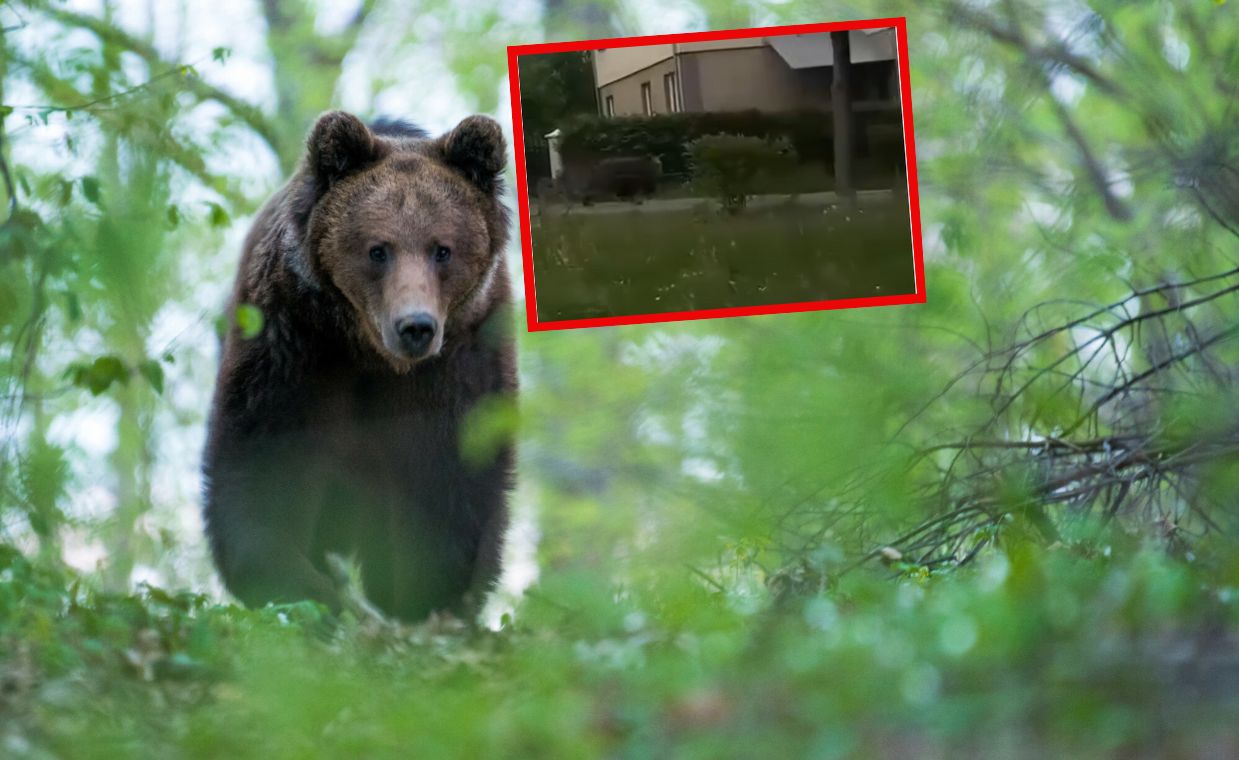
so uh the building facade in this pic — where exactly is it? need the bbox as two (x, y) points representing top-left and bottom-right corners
(592, 30), (899, 118)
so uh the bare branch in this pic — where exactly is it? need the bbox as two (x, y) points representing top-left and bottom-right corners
(947, 1), (1126, 100)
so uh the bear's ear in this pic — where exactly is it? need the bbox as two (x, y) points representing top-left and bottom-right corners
(306, 111), (385, 190)
(439, 115), (506, 195)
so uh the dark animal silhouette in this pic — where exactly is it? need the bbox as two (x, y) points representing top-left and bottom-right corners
(563, 155), (661, 205)
(202, 111), (515, 622)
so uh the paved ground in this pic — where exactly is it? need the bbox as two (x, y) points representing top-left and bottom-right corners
(529, 188), (899, 218)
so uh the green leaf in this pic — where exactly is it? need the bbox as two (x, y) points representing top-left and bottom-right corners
(80, 176), (101, 206)
(138, 359), (165, 395)
(69, 355), (129, 396)
(0, 104), (13, 118)
(213, 314), (228, 341)
(62, 290), (83, 323)
(235, 304), (264, 339)
(166, 204), (180, 229)
(211, 46), (232, 64)
(460, 395), (520, 470)
(207, 202), (230, 228)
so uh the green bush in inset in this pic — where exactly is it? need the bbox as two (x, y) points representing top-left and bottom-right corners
(688, 135), (798, 213)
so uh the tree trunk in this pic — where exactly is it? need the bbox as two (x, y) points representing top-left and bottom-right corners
(0, 22), (12, 219)
(543, 0), (612, 42)
(260, 0), (375, 172)
(831, 31), (855, 208)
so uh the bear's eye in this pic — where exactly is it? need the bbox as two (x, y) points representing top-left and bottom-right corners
(369, 245), (389, 264)
(433, 244), (452, 264)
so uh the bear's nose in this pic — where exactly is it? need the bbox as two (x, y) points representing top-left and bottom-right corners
(395, 312), (438, 357)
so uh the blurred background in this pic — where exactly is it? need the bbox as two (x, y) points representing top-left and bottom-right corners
(1, 0), (1238, 756)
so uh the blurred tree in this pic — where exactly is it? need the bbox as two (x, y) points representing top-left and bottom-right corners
(516, 51), (597, 136)
(544, 0), (614, 41)
(87, 3), (174, 590)
(258, 0), (379, 171)
(33, 0), (379, 172)
(700, 0), (752, 29)
(0, 3), (225, 582)
(0, 23), (11, 220)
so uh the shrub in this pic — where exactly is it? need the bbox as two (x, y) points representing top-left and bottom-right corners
(559, 110), (833, 180)
(688, 135), (797, 213)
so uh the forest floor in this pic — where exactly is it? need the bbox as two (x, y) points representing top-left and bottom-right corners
(4, 544), (1239, 758)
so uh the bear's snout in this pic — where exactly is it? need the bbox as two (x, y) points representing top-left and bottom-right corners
(395, 312), (439, 358)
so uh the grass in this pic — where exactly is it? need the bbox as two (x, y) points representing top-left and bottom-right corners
(530, 200), (916, 322)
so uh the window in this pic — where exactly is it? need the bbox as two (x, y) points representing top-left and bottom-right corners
(641, 82), (653, 115)
(605, 95), (615, 118)
(663, 72), (682, 113)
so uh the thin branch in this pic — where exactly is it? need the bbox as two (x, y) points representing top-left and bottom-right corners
(0, 120), (15, 219)
(32, 3), (280, 155)
(2, 60), (195, 113)
(1066, 322), (1239, 434)
(947, 1), (1127, 100)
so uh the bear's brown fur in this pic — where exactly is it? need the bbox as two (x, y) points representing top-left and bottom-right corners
(202, 111), (515, 622)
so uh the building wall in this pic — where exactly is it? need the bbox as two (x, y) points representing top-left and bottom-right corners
(597, 57), (679, 116)
(597, 42), (902, 118)
(593, 45), (674, 87)
(685, 46), (820, 113)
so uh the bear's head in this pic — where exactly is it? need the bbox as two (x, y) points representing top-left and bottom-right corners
(295, 111), (508, 372)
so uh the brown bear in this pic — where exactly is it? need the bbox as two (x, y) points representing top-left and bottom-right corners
(202, 111), (515, 623)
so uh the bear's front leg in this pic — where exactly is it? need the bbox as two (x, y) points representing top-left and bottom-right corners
(219, 530), (341, 613)
(204, 441), (341, 614)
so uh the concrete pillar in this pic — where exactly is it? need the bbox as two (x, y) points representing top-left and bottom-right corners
(545, 128), (563, 183)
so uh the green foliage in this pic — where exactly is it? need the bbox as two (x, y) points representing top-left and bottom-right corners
(234, 304), (264, 340)
(460, 395), (521, 471)
(560, 108), (900, 180)
(66, 355), (129, 396)
(137, 359), (164, 395)
(516, 51), (597, 136)
(79, 175), (101, 206)
(687, 134), (796, 212)
(3, 537), (1239, 756)
(207, 202), (230, 228)
(64, 354), (168, 396)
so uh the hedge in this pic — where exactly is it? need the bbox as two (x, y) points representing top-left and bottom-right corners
(557, 107), (901, 180)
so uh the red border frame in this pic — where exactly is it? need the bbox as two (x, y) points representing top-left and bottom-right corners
(507, 17), (925, 332)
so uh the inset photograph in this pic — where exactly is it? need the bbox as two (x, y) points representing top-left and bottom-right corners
(509, 19), (925, 330)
